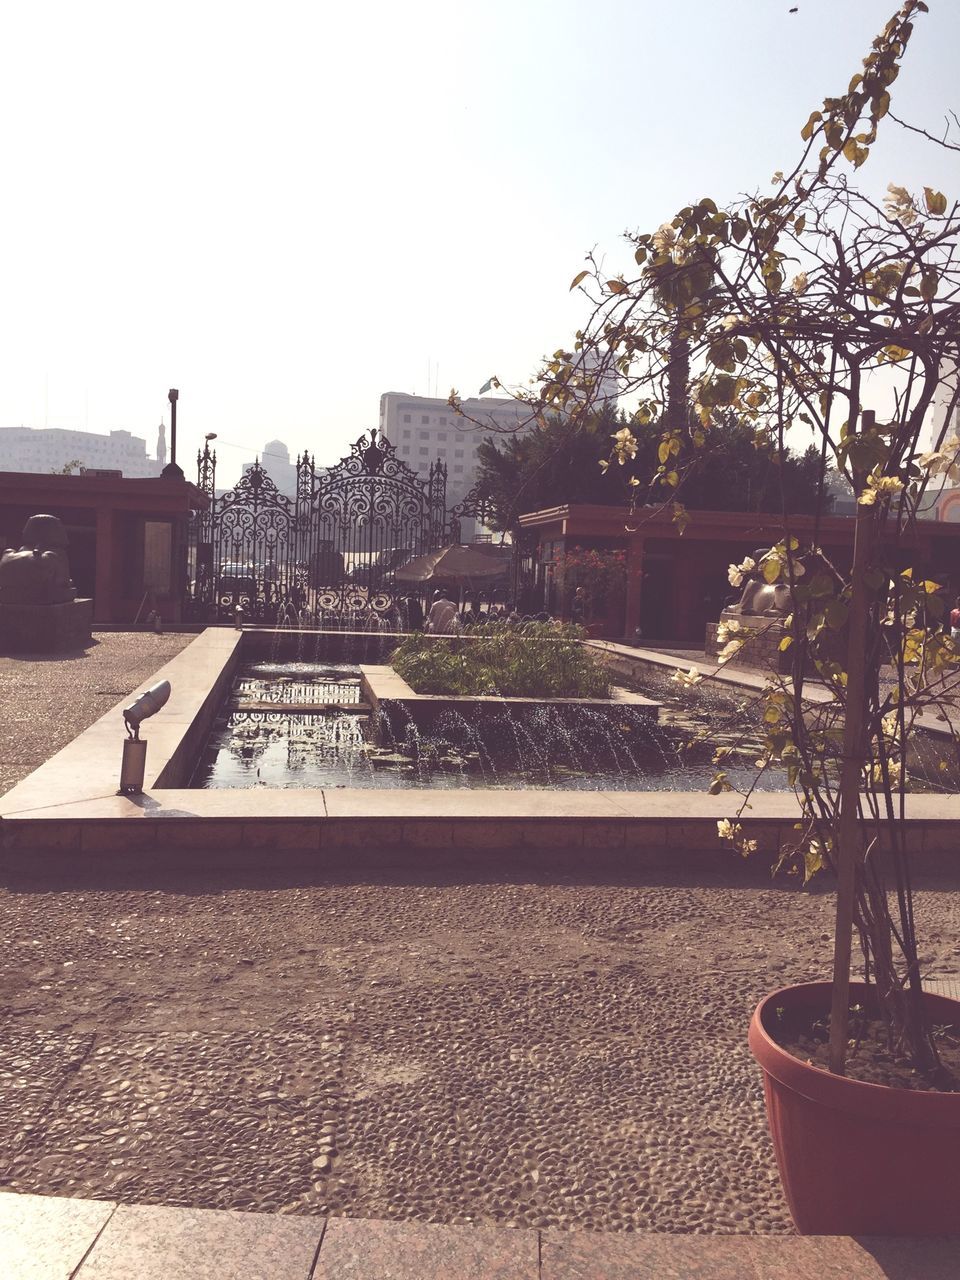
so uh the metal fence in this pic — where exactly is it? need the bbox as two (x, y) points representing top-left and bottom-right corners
(185, 429), (508, 624)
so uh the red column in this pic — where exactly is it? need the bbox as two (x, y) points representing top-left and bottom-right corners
(623, 536), (645, 639)
(94, 506), (116, 623)
(673, 551), (699, 641)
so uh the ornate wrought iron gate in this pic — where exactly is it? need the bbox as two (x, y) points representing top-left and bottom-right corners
(186, 430), (449, 623)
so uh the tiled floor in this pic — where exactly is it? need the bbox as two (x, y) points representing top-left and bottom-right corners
(2, 1192), (959, 1280)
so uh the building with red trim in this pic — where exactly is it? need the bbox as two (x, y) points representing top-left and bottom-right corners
(0, 471), (207, 624)
(518, 504), (960, 643)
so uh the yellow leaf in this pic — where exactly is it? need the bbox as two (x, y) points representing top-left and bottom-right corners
(921, 270), (938, 302)
(800, 110), (822, 142)
(803, 846), (824, 884)
(762, 557), (782, 584)
(569, 270), (589, 291)
(606, 279), (627, 294)
(924, 187), (947, 216)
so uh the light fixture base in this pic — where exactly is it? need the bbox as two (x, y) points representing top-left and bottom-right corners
(119, 737), (148, 794)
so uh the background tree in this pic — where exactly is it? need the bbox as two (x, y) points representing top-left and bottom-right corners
(476, 407), (828, 531)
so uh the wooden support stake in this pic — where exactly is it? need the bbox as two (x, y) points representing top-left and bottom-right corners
(828, 409), (875, 1076)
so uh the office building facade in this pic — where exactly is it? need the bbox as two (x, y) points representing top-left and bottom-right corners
(0, 425), (165, 477)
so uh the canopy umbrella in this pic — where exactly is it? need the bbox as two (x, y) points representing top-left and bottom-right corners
(394, 543), (510, 587)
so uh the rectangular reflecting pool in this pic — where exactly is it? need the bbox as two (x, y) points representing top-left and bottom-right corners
(191, 661), (791, 792)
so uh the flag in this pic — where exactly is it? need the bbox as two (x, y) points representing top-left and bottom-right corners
(478, 376), (497, 395)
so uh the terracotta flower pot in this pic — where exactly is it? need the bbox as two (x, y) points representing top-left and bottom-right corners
(748, 981), (960, 1235)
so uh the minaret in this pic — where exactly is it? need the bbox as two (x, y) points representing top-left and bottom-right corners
(156, 422), (167, 471)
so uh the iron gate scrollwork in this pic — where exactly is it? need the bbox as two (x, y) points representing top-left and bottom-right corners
(186, 429), (449, 623)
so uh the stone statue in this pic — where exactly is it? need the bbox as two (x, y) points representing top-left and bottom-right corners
(728, 547), (792, 618)
(0, 514), (77, 606)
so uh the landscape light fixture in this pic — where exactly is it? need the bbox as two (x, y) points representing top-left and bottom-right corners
(119, 680), (171, 794)
(161, 388), (185, 479)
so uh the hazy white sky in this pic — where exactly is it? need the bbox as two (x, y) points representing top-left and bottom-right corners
(2, 0), (958, 483)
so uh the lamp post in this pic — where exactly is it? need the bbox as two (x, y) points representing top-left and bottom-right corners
(161, 388), (185, 480)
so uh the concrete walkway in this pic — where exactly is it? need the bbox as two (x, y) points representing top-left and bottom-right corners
(3, 1191), (959, 1279)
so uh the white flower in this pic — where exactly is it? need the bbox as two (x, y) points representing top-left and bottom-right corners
(883, 183), (918, 226)
(717, 819), (738, 841)
(611, 426), (638, 464)
(716, 619), (741, 646)
(717, 637), (745, 665)
(919, 438), (960, 480)
(652, 222), (677, 255)
(672, 666), (703, 688)
(870, 758), (903, 787)
(727, 556), (755, 588)
(859, 473), (905, 506)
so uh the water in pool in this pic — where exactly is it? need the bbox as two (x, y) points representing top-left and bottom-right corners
(191, 661), (789, 791)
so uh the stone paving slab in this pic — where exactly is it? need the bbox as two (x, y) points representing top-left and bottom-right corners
(313, 1215), (538, 1279)
(0, 1190), (115, 1280)
(75, 1202), (323, 1279)
(2, 1193), (960, 1280)
(744, 1233), (960, 1279)
(541, 1229), (752, 1279)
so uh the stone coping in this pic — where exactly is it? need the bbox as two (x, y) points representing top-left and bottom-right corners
(0, 628), (243, 817)
(3, 786), (960, 874)
(593, 639), (960, 742)
(359, 664), (659, 715)
(1, 627), (959, 866)
(3, 1191), (959, 1280)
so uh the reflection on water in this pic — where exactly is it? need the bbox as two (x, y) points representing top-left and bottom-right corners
(192, 661), (792, 792)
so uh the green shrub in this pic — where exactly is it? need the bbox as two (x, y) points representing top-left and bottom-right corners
(391, 621), (610, 698)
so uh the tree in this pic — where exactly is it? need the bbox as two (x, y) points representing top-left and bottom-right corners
(474, 406), (635, 530)
(50, 459), (83, 475)
(475, 407), (828, 531)
(537, 0), (960, 1081)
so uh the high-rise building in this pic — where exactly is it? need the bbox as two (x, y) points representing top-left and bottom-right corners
(924, 361), (960, 520)
(380, 358), (619, 511)
(241, 439), (299, 498)
(379, 392), (531, 506)
(0, 426), (164, 476)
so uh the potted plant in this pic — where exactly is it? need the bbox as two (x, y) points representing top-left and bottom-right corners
(536, 0), (960, 1235)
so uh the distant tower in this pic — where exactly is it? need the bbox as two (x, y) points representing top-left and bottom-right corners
(156, 422), (167, 470)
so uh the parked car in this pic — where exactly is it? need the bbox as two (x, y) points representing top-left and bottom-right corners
(348, 547), (415, 586)
(218, 561), (257, 597)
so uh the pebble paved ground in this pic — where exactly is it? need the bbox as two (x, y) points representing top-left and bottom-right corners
(2, 864), (960, 1234)
(0, 631), (195, 798)
(3, 633), (960, 1235)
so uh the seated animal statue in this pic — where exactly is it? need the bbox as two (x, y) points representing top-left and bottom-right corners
(0, 514), (77, 606)
(728, 548), (793, 618)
